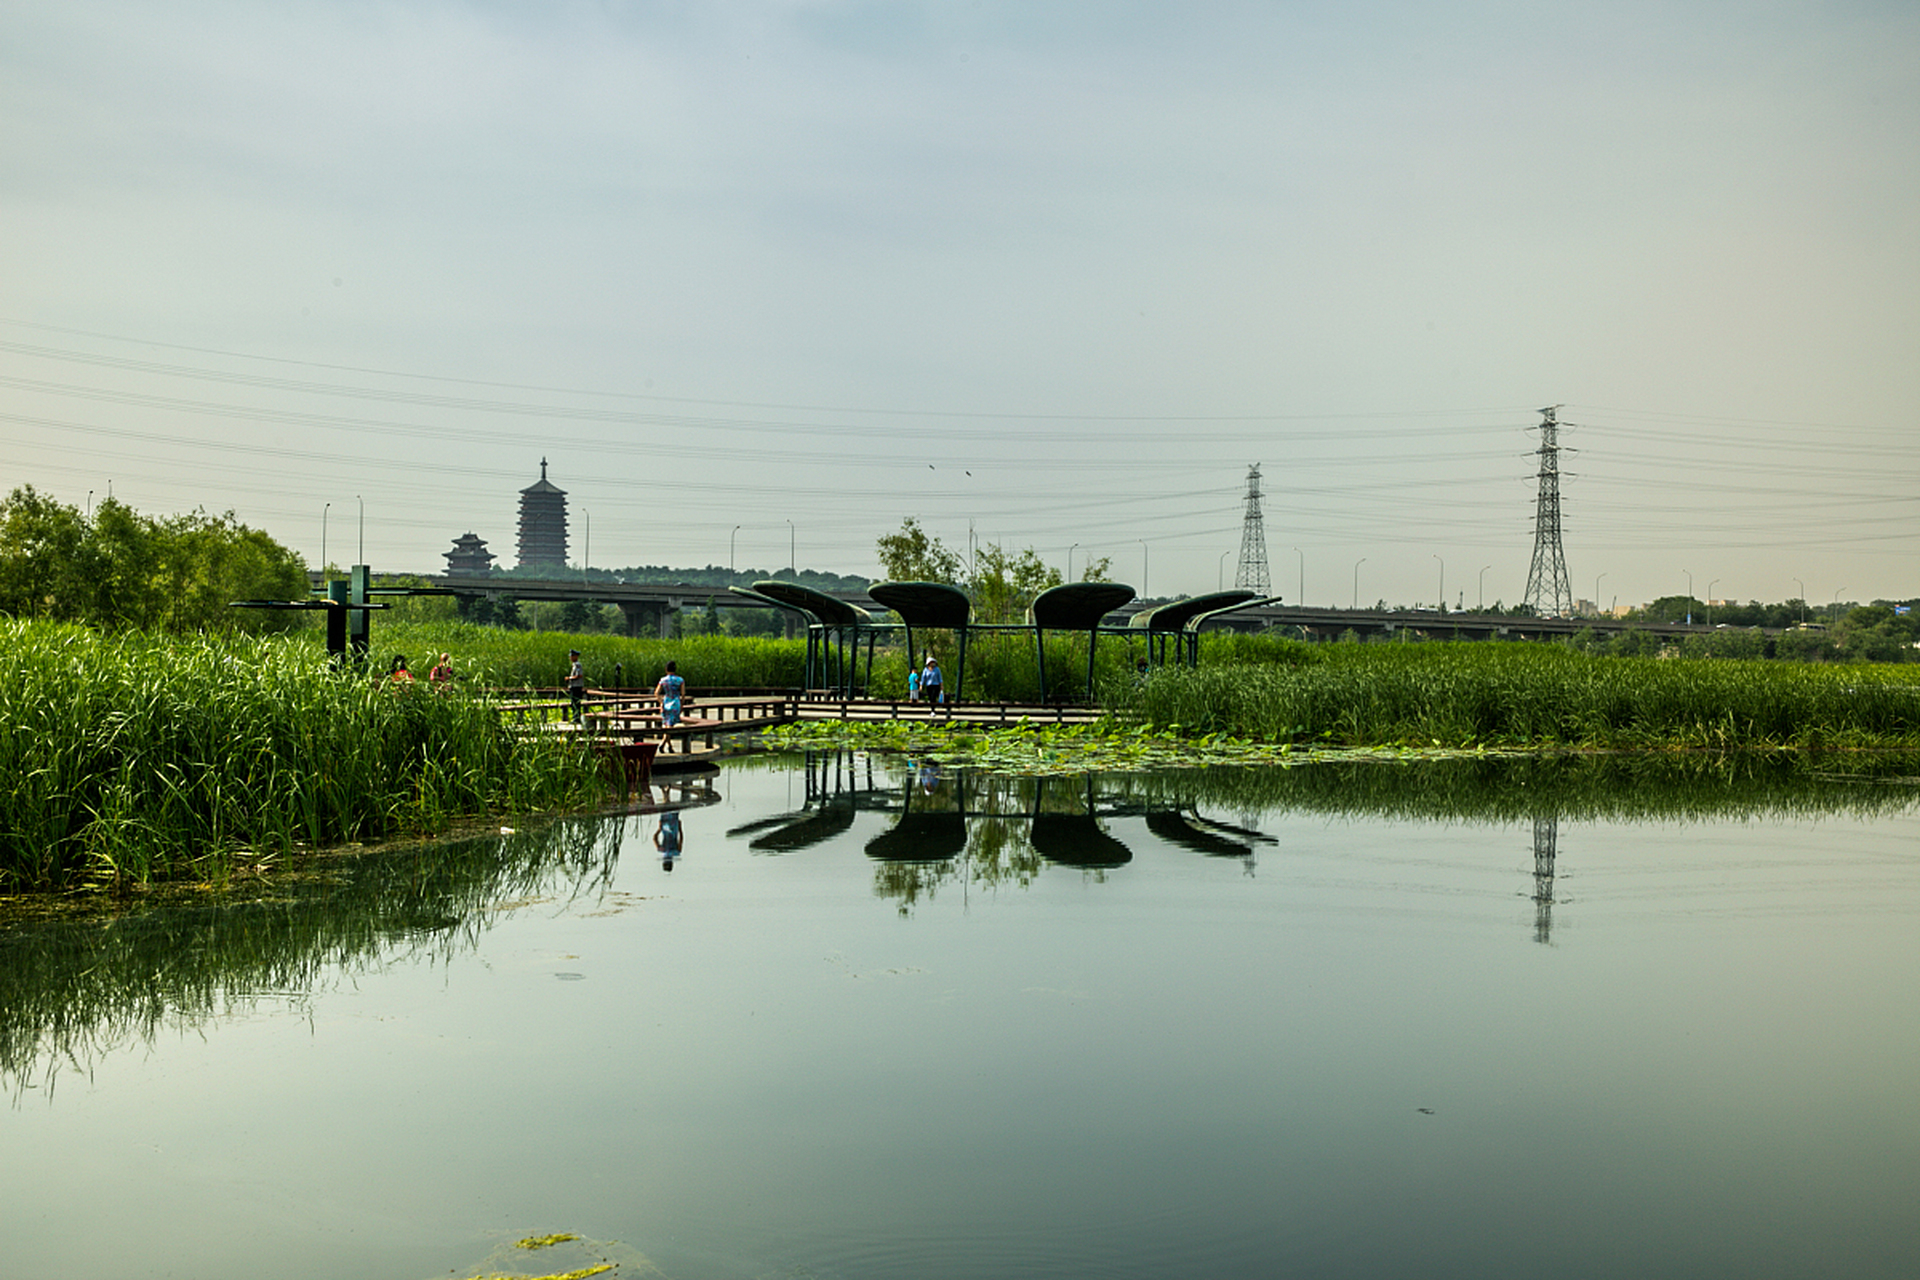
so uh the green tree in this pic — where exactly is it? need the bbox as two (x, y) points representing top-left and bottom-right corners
(875, 517), (963, 584)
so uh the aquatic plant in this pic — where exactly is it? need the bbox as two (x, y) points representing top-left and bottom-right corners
(1112, 642), (1920, 748)
(0, 619), (602, 891)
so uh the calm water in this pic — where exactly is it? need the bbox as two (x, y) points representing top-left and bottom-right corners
(4, 752), (1918, 1279)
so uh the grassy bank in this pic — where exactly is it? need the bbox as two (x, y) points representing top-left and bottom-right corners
(1113, 642), (1920, 748)
(0, 620), (601, 892)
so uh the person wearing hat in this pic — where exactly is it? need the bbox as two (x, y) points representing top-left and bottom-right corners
(920, 652), (943, 709)
(565, 649), (585, 722)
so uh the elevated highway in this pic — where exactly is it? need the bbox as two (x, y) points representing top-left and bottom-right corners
(342, 572), (1763, 645)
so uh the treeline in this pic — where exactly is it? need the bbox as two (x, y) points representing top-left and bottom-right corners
(0, 486), (308, 633)
(1571, 602), (1918, 663)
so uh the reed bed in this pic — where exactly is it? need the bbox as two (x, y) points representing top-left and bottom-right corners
(378, 622), (805, 692)
(1117, 642), (1920, 748)
(0, 619), (601, 891)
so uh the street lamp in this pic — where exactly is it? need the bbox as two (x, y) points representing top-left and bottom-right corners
(1069, 543), (1079, 581)
(1707, 578), (1719, 627)
(1353, 557), (1366, 610)
(786, 519), (795, 580)
(1793, 578), (1806, 625)
(1683, 569), (1693, 624)
(1140, 540), (1148, 596)
(1218, 550), (1230, 591)
(355, 495), (364, 566)
(1831, 587), (1846, 625)
(1480, 564), (1491, 612)
(1433, 554), (1444, 610)
(1292, 547), (1304, 605)
(321, 502), (330, 583)
(582, 508), (590, 585)
(731, 525), (741, 575)
(1595, 572), (1607, 618)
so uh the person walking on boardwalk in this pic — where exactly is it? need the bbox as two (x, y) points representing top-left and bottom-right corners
(565, 649), (586, 723)
(920, 653), (943, 710)
(655, 660), (687, 727)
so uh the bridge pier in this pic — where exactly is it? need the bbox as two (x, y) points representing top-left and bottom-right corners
(616, 599), (674, 639)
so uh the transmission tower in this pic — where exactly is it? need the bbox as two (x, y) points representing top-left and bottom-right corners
(1523, 406), (1573, 617)
(1234, 463), (1271, 594)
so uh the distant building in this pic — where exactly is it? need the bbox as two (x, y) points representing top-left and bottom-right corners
(516, 459), (569, 571)
(443, 532), (495, 576)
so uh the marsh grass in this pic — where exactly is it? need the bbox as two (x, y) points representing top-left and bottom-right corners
(1118, 642), (1920, 748)
(0, 619), (601, 891)
(379, 623), (805, 692)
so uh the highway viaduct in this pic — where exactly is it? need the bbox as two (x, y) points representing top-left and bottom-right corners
(351, 572), (1763, 647)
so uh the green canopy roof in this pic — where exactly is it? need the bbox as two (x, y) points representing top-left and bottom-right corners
(868, 581), (972, 627)
(1028, 581), (1137, 630)
(743, 580), (872, 627)
(1128, 589), (1257, 632)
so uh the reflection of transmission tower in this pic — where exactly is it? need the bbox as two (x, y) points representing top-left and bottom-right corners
(1234, 463), (1271, 594)
(1523, 406), (1574, 617)
(1531, 816), (1557, 944)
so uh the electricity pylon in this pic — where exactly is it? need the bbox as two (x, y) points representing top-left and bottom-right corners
(1234, 463), (1271, 595)
(1523, 406), (1573, 617)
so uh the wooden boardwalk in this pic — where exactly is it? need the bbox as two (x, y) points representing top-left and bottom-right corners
(505, 689), (1104, 772)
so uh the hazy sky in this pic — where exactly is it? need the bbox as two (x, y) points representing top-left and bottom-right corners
(3, 1), (1915, 609)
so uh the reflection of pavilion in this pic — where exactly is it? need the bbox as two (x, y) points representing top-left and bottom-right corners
(724, 751), (1277, 881)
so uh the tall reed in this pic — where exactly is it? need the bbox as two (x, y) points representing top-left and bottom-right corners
(1115, 642), (1920, 748)
(0, 620), (601, 891)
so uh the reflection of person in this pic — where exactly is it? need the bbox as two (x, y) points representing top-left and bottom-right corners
(655, 661), (686, 727)
(428, 652), (453, 688)
(918, 759), (938, 794)
(921, 654), (943, 708)
(565, 649), (585, 722)
(389, 654), (414, 684)
(654, 811), (683, 869)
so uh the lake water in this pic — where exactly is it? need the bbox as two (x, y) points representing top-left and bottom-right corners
(4, 752), (1918, 1279)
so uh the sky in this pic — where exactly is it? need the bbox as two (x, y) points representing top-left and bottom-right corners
(2, 0), (1915, 610)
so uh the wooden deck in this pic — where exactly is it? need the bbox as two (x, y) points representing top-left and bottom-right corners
(504, 690), (1106, 771)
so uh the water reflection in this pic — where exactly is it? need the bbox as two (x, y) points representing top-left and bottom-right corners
(732, 748), (1920, 920)
(7, 752), (1913, 1090)
(0, 777), (721, 1092)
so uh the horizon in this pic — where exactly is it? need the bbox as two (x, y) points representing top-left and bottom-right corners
(4, 3), (1913, 607)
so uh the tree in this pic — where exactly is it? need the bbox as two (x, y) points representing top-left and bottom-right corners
(0, 488), (306, 632)
(875, 517), (962, 584)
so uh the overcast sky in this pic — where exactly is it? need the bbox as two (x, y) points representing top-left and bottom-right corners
(3, 0), (1915, 609)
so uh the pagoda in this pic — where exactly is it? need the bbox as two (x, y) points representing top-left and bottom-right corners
(516, 459), (569, 571)
(443, 532), (495, 576)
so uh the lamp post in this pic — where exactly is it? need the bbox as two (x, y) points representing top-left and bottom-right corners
(1480, 564), (1491, 611)
(731, 525), (741, 575)
(1140, 540), (1147, 596)
(1218, 550), (1230, 591)
(1683, 568), (1693, 625)
(1794, 578), (1806, 625)
(355, 495), (364, 566)
(1292, 547), (1304, 605)
(321, 502), (329, 583)
(1707, 578), (1719, 627)
(1433, 554), (1444, 610)
(1353, 557), (1366, 610)
(582, 508), (590, 586)
(1831, 587), (1846, 625)
(1595, 572), (1606, 618)
(1069, 543), (1078, 581)
(786, 519), (795, 580)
